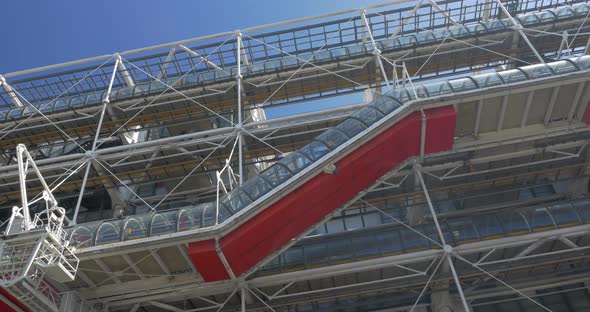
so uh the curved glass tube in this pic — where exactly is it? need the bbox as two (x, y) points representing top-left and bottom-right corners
(67, 50), (590, 248)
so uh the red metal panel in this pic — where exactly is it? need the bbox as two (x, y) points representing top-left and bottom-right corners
(425, 106), (456, 153)
(0, 287), (30, 312)
(187, 239), (230, 282)
(189, 106), (456, 282)
(583, 100), (590, 125)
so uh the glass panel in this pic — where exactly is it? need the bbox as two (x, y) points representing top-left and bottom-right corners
(501, 212), (530, 233)
(474, 72), (503, 88)
(575, 56), (590, 70)
(260, 163), (293, 187)
(377, 230), (402, 254)
(265, 60), (282, 71)
(549, 60), (578, 74)
(370, 95), (400, 114)
(201, 203), (216, 227)
(182, 74), (199, 87)
(498, 69), (528, 83)
(315, 129), (349, 150)
(574, 3), (590, 16)
(415, 31), (435, 43)
(424, 81), (453, 97)
(96, 222), (121, 245)
(530, 208), (555, 230)
(400, 226), (429, 250)
(299, 140), (331, 161)
(555, 6), (574, 17)
(351, 106), (384, 126)
(178, 210), (194, 231)
(314, 50), (332, 62)
(280, 152), (312, 174)
(150, 211), (177, 235)
(449, 219), (479, 242)
(123, 218), (146, 240)
(70, 226), (94, 248)
(221, 189), (253, 215)
(549, 203), (579, 226)
(346, 44), (367, 56)
(521, 64), (553, 79)
(70, 96), (84, 107)
(85, 92), (101, 105)
(473, 215), (504, 238)
(335, 118), (367, 138)
(240, 176), (273, 201)
(449, 77), (478, 92)
(282, 56), (299, 67)
(574, 199), (590, 222)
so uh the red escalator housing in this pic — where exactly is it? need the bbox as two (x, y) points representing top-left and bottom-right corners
(189, 106), (456, 282)
(0, 287), (31, 312)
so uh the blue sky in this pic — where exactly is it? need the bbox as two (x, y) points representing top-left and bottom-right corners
(1, 0), (370, 73)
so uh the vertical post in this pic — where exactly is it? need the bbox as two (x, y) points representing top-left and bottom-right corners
(415, 165), (470, 312)
(241, 287), (246, 311)
(482, 0), (491, 22)
(16, 144), (31, 230)
(236, 32), (244, 185)
(361, 9), (392, 91)
(72, 58), (120, 225)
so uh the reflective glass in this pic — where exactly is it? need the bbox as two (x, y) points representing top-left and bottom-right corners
(96, 222), (121, 245)
(498, 69), (527, 83)
(449, 77), (478, 92)
(530, 208), (555, 230)
(315, 129), (349, 150)
(335, 118), (367, 138)
(240, 176), (273, 201)
(424, 81), (453, 97)
(521, 64), (553, 79)
(70, 226), (94, 247)
(299, 140), (331, 161)
(474, 72), (503, 88)
(221, 189), (252, 215)
(371, 95), (400, 114)
(280, 152), (312, 174)
(123, 218), (147, 240)
(178, 210), (195, 231)
(549, 203), (580, 226)
(548, 60), (578, 74)
(260, 163), (293, 187)
(150, 211), (177, 235)
(350, 106), (384, 125)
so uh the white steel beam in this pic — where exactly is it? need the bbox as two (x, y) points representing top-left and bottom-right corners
(95, 258), (123, 284)
(122, 254), (146, 281)
(157, 48), (177, 80)
(150, 249), (171, 276)
(0, 76), (24, 107)
(544, 86), (560, 126)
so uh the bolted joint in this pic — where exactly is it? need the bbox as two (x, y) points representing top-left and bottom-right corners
(372, 49), (381, 56)
(443, 244), (454, 254)
(0, 75), (5, 85)
(114, 52), (122, 61)
(235, 74), (243, 81)
(512, 24), (523, 31)
(102, 98), (110, 105)
(323, 163), (337, 174)
(85, 150), (97, 159)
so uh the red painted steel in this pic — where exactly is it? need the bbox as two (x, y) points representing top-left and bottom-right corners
(188, 106), (456, 282)
(0, 287), (30, 312)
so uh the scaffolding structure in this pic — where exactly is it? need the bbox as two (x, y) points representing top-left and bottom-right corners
(2, 0), (590, 311)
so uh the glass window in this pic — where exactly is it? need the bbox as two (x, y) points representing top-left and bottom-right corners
(265, 60), (282, 71)
(150, 211), (177, 235)
(549, 60), (578, 74)
(415, 31), (435, 43)
(280, 151), (312, 174)
(221, 189), (253, 215)
(123, 218), (147, 240)
(149, 81), (166, 93)
(314, 50), (332, 62)
(500, 212), (530, 234)
(70, 96), (84, 108)
(282, 56), (299, 67)
(377, 230), (402, 254)
(450, 26), (470, 37)
(498, 69), (528, 83)
(576, 56), (590, 70)
(85, 92), (101, 105)
(424, 81), (453, 97)
(448, 219), (479, 242)
(530, 208), (556, 230)
(70, 226), (94, 248)
(282, 246), (304, 269)
(54, 99), (68, 110)
(370, 95), (400, 115)
(189, 204), (205, 228)
(315, 129), (349, 150)
(299, 140), (331, 161)
(182, 74), (199, 87)
(432, 28), (451, 40)
(574, 3), (590, 16)
(574, 199), (590, 222)
(549, 203), (580, 227)
(96, 222), (121, 245)
(351, 106), (384, 125)
(335, 118), (367, 138)
(465, 23), (486, 34)
(521, 64), (553, 79)
(449, 77), (478, 93)
(474, 72), (503, 88)
(260, 163), (293, 187)
(201, 203), (216, 227)
(240, 176), (273, 201)
(346, 44), (367, 56)
(555, 6), (574, 17)
(473, 215), (504, 238)
(400, 226), (430, 250)
(178, 210), (195, 231)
